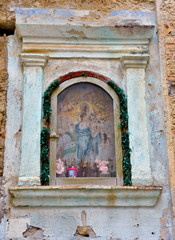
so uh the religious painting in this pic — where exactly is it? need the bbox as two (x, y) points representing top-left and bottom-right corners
(56, 83), (116, 178)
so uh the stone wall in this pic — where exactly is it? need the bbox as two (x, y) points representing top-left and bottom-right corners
(156, 0), (175, 216)
(0, 36), (8, 226)
(0, 36), (7, 178)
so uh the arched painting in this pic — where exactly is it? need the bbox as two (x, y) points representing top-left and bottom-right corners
(56, 83), (116, 178)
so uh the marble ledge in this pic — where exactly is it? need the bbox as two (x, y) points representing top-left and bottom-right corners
(9, 185), (162, 207)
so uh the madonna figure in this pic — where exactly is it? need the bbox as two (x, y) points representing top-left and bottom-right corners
(75, 104), (102, 164)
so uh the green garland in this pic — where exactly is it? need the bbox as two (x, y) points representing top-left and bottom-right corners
(107, 81), (131, 185)
(122, 132), (131, 186)
(43, 79), (60, 122)
(41, 128), (50, 185)
(41, 77), (132, 185)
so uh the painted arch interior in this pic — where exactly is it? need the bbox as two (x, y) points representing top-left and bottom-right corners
(56, 83), (116, 178)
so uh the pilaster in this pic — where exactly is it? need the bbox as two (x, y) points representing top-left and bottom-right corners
(18, 53), (48, 186)
(121, 55), (153, 186)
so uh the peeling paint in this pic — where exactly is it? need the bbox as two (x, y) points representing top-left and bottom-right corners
(68, 30), (87, 38)
(75, 211), (96, 238)
(23, 225), (44, 240)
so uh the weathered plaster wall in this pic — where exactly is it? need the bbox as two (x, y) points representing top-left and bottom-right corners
(156, 0), (175, 220)
(0, 35), (22, 239)
(4, 205), (173, 240)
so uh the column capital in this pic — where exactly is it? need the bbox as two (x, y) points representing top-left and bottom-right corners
(121, 55), (149, 69)
(20, 53), (48, 67)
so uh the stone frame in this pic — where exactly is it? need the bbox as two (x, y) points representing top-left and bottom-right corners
(8, 8), (163, 207)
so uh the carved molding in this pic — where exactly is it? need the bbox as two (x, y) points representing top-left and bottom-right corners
(9, 185), (162, 207)
(20, 53), (48, 67)
(21, 38), (151, 59)
(121, 55), (149, 69)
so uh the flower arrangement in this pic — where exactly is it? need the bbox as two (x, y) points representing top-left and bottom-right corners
(95, 160), (109, 173)
(56, 158), (65, 175)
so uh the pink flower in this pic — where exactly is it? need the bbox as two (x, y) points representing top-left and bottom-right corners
(99, 166), (108, 172)
(95, 160), (109, 172)
(101, 161), (109, 166)
(56, 158), (65, 175)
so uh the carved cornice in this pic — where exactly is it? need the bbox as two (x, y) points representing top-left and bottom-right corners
(20, 53), (48, 67)
(16, 9), (155, 59)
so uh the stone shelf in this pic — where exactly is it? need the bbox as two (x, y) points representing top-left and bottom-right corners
(9, 185), (162, 207)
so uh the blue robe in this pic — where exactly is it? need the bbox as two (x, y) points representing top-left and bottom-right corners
(75, 124), (102, 163)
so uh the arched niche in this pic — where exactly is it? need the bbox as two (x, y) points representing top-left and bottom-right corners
(48, 76), (123, 186)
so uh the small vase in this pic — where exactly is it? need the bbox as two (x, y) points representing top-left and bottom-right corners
(68, 166), (77, 178)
